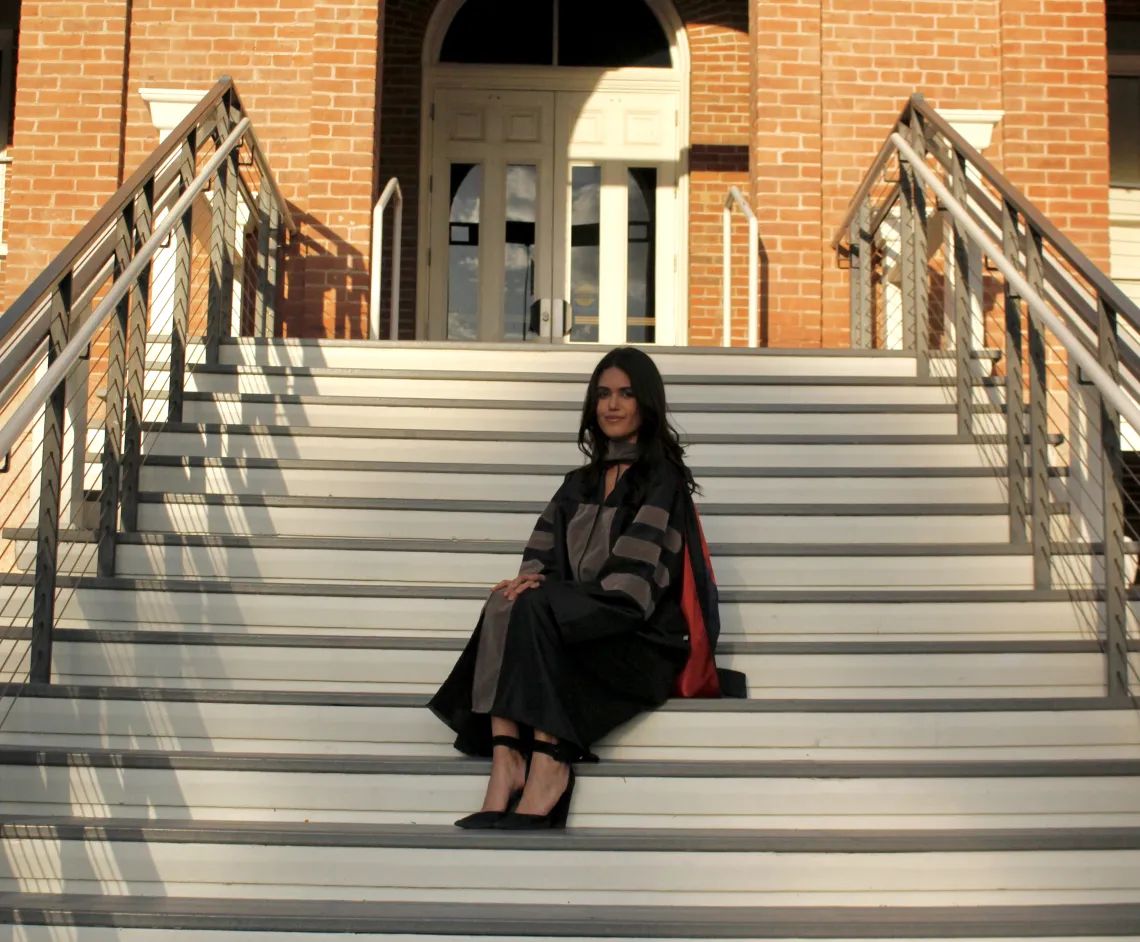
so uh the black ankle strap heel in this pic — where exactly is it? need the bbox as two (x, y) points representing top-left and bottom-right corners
(494, 739), (576, 831)
(454, 736), (531, 830)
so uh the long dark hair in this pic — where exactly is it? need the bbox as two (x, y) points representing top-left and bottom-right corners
(578, 347), (697, 495)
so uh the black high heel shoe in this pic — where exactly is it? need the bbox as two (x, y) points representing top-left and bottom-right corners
(494, 739), (575, 831)
(455, 735), (530, 830)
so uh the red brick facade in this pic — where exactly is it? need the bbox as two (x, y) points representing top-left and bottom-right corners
(0, 0), (1114, 348)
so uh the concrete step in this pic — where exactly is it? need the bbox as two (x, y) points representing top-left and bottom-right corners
(5, 686), (1139, 761)
(7, 534), (1042, 589)
(215, 339), (922, 377)
(2, 749), (1139, 829)
(3, 895), (1139, 939)
(169, 365), (1006, 407)
(0, 581), (1113, 642)
(2, 818), (1140, 905)
(140, 425), (1030, 469)
(2, 633), (1128, 698)
(135, 458), (1018, 503)
(177, 393), (1005, 437)
(129, 493), (1063, 544)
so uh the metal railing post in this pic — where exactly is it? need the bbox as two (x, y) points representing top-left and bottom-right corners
(1098, 296), (1130, 701)
(909, 112), (930, 378)
(265, 205), (280, 337)
(1002, 201), (1029, 546)
(255, 182), (273, 338)
(850, 201), (872, 349)
(951, 148), (972, 436)
(120, 181), (152, 533)
(207, 102), (238, 365)
(722, 201), (732, 347)
(169, 133), (196, 423)
(1025, 225), (1051, 588)
(98, 206), (133, 577)
(899, 131), (919, 365)
(30, 275), (71, 683)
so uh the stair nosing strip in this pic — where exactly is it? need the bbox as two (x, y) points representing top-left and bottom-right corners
(1, 818), (1136, 853)
(1, 895), (1135, 937)
(4, 746), (1138, 778)
(12, 684), (1133, 713)
(182, 391), (1002, 415)
(124, 492), (1070, 517)
(48, 631), (1114, 656)
(2, 895), (1137, 937)
(14, 531), (1041, 557)
(186, 363), (1007, 387)
(0, 574), (1126, 603)
(140, 455), (1017, 478)
(142, 423), (1058, 446)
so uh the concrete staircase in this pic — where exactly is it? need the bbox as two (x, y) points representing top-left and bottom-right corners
(1, 338), (1139, 939)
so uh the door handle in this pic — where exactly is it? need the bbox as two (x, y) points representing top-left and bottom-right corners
(528, 298), (571, 342)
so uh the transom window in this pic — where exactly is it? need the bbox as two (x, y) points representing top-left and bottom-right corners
(439, 0), (673, 69)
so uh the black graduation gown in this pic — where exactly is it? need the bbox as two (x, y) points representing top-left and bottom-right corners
(428, 457), (694, 760)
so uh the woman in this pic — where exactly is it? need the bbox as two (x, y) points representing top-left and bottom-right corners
(428, 346), (742, 831)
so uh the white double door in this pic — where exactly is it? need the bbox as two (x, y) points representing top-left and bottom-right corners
(426, 86), (679, 344)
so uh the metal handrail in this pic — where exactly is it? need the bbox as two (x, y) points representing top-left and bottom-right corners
(0, 77), (296, 398)
(0, 119), (250, 460)
(723, 186), (758, 348)
(370, 177), (403, 341)
(833, 94), (1140, 336)
(894, 131), (1140, 435)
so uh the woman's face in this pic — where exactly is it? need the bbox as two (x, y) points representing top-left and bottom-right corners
(595, 366), (642, 441)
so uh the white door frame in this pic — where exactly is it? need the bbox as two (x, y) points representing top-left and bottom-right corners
(415, 0), (690, 345)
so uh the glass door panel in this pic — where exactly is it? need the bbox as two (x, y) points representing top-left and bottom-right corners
(626, 167), (657, 343)
(569, 165), (601, 342)
(503, 164), (538, 340)
(447, 163), (482, 341)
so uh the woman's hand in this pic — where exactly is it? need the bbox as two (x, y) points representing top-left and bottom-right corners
(492, 573), (545, 601)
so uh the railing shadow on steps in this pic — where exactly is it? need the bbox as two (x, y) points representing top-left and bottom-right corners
(834, 93), (1140, 705)
(0, 75), (295, 726)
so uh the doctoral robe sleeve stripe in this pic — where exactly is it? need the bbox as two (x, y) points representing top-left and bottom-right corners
(594, 468), (687, 620)
(519, 498), (560, 577)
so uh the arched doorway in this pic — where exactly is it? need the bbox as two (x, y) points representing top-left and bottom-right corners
(417, 0), (690, 344)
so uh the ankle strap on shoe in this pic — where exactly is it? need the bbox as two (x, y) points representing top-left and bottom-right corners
(490, 735), (529, 754)
(529, 739), (576, 764)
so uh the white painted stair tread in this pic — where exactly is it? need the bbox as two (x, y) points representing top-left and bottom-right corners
(138, 465), (1013, 503)
(7, 933), (1138, 942)
(4, 837), (1140, 905)
(0, 585), (1119, 641)
(180, 399), (969, 437)
(17, 541), (1038, 590)
(20, 641), (1131, 698)
(143, 432), (1012, 469)
(175, 371), (1001, 407)
(132, 503), (1035, 544)
(6, 764), (1139, 828)
(3, 698), (1139, 761)
(217, 342), (920, 377)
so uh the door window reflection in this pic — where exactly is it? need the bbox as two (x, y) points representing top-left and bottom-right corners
(448, 163), (481, 340)
(569, 165), (601, 342)
(626, 167), (657, 343)
(504, 164), (538, 340)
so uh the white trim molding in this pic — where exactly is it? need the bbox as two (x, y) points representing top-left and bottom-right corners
(139, 88), (211, 142)
(938, 109), (1004, 154)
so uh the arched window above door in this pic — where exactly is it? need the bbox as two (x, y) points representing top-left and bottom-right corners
(438, 0), (673, 68)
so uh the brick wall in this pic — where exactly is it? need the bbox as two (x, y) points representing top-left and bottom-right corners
(3, 0), (1110, 347)
(4, 0), (131, 307)
(6, 0), (382, 338)
(749, 0), (1109, 348)
(677, 0), (751, 346)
